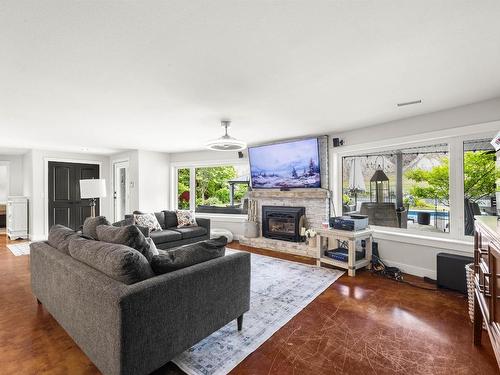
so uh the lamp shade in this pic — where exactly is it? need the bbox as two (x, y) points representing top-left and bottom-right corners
(80, 179), (107, 199)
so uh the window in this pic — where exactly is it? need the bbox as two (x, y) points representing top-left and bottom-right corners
(175, 164), (250, 214)
(177, 168), (190, 209)
(463, 139), (498, 235)
(342, 144), (450, 233)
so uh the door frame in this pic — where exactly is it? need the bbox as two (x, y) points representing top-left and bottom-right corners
(112, 159), (130, 222)
(0, 160), (10, 203)
(44, 158), (102, 237)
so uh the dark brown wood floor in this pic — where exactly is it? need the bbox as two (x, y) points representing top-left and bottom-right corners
(0, 236), (498, 374)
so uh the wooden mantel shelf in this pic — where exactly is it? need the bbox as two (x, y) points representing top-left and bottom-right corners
(247, 189), (330, 199)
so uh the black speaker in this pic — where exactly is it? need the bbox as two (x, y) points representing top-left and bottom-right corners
(332, 138), (344, 147)
(238, 151), (244, 159)
(436, 253), (473, 293)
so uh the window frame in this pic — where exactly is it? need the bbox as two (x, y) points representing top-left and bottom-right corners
(170, 159), (250, 216)
(331, 120), (499, 250)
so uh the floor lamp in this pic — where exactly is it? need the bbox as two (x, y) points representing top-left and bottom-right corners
(80, 179), (107, 218)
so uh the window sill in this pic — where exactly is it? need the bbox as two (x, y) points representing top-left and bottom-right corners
(195, 213), (248, 222)
(372, 227), (473, 254)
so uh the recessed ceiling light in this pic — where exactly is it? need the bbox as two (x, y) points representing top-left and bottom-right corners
(397, 100), (422, 107)
(80, 147), (89, 152)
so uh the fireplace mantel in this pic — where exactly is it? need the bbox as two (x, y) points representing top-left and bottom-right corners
(247, 189), (330, 199)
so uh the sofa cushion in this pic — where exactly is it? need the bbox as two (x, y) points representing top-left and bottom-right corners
(134, 213), (162, 232)
(172, 226), (208, 239)
(163, 210), (178, 228)
(113, 217), (150, 238)
(154, 211), (166, 229)
(96, 224), (157, 262)
(82, 216), (110, 240)
(150, 229), (182, 244)
(69, 237), (154, 284)
(175, 210), (198, 228)
(47, 224), (80, 254)
(150, 237), (227, 274)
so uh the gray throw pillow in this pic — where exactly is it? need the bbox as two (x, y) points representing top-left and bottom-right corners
(150, 237), (227, 274)
(96, 224), (156, 262)
(82, 216), (110, 240)
(48, 224), (80, 254)
(113, 218), (150, 237)
(69, 237), (154, 284)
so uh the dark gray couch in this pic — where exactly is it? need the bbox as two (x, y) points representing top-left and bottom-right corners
(128, 211), (210, 250)
(30, 240), (251, 375)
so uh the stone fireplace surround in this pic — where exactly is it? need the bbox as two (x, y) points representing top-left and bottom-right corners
(239, 189), (330, 258)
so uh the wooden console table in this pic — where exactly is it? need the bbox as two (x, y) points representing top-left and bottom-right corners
(474, 216), (500, 369)
(315, 227), (373, 276)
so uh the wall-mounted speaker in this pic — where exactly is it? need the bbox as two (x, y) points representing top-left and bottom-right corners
(332, 138), (344, 147)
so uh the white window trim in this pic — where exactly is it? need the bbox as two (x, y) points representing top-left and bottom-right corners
(332, 120), (499, 250)
(170, 159), (249, 212)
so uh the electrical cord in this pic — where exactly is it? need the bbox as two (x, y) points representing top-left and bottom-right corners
(371, 253), (437, 291)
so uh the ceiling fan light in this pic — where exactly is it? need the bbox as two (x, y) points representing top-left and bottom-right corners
(205, 120), (247, 151)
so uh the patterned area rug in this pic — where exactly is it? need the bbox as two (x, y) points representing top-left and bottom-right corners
(7, 242), (30, 256)
(172, 248), (343, 375)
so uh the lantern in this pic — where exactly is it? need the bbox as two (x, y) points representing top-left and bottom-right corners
(370, 164), (390, 203)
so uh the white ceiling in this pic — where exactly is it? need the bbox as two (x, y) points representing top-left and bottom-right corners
(1, 1), (500, 154)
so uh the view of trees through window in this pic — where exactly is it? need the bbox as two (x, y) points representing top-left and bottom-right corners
(177, 165), (250, 214)
(342, 144), (451, 233)
(463, 139), (499, 235)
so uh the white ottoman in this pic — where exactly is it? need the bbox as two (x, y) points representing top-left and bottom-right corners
(211, 228), (234, 243)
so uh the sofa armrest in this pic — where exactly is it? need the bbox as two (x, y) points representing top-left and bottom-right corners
(118, 251), (250, 375)
(196, 217), (210, 234)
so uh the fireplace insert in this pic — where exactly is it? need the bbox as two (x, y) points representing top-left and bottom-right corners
(262, 205), (305, 242)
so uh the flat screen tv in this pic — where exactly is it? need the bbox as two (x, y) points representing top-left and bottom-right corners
(248, 138), (321, 189)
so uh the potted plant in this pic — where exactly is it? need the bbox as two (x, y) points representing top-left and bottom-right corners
(244, 199), (259, 238)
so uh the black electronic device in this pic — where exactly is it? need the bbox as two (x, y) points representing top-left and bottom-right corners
(436, 252), (474, 294)
(329, 215), (369, 231)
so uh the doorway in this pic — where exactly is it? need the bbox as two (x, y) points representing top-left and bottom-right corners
(113, 160), (129, 222)
(0, 163), (9, 235)
(48, 161), (100, 230)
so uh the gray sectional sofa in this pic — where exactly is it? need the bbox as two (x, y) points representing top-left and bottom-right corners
(30, 229), (251, 375)
(129, 210), (210, 250)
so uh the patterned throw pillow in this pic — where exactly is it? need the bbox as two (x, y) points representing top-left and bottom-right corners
(134, 213), (162, 232)
(175, 210), (198, 228)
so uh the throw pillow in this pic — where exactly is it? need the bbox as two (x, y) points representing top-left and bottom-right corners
(48, 224), (80, 254)
(96, 224), (157, 262)
(113, 217), (150, 238)
(82, 216), (110, 240)
(134, 213), (162, 232)
(175, 210), (198, 228)
(150, 236), (227, 274)
(69, 237), (154, 284)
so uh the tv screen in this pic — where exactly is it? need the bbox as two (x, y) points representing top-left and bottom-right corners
(248, 138), (321, 189)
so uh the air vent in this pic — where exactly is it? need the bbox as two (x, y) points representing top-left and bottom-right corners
(397, 100), (422, 107)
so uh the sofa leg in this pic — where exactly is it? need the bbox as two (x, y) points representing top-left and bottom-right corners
(237, 315), (243, 331)
(36, 298), (42, 305)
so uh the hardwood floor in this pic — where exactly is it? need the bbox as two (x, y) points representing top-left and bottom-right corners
(0, 235), (497, 374)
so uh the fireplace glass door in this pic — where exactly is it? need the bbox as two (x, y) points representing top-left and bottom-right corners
(268, 216), (296, 235)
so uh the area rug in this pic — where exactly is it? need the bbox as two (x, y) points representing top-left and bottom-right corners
(7, 242), (30, 256)
(172, 248), (343, 375)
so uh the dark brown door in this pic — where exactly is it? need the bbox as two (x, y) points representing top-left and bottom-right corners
(48, 162), (100, 230)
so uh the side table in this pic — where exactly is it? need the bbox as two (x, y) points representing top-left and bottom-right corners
(315, 227), (373, 276)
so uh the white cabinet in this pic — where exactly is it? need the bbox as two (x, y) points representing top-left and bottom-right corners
(7, 196), (28, 240)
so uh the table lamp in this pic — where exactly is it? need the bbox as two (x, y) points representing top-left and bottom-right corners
(80, 179), (107, 217)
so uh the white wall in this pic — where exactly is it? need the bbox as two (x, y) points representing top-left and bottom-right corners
(110, 150), (170, 214)
(137, 150), (170, 212)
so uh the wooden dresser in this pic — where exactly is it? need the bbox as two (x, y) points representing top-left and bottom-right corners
(474, 216), (500, 368)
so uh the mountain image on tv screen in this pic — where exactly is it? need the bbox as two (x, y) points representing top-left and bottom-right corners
(249, 138), (321, 188)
